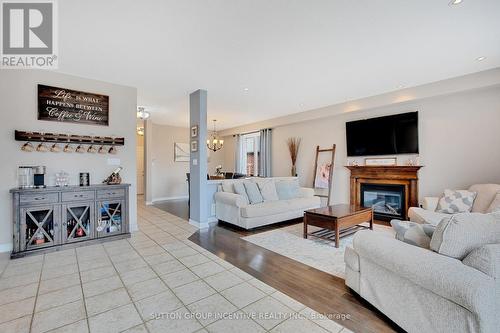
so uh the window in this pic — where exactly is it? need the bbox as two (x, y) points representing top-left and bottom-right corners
(239, 132), (260, 176)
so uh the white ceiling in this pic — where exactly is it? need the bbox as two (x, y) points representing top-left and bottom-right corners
(57, 0), (500, 130)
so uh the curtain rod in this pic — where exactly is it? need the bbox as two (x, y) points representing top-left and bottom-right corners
(232, 128), (272, 137)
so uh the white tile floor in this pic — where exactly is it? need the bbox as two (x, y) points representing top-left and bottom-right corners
(0, 200), (351, 333)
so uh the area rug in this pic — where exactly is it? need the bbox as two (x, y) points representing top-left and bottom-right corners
(243, 223), (394, 279)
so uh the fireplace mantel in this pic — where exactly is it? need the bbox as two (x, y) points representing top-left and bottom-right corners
(345, 165), (423, 220)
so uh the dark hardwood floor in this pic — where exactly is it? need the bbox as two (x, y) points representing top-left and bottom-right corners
(189, 222), (404, 333)
(154, 198), (189, 220)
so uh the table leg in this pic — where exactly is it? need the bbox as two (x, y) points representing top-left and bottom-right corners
(335, 225), (340, 248)
(303, 214), (308, 239)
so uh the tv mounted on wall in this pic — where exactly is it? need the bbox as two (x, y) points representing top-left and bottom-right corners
(346, 111), (419, 157)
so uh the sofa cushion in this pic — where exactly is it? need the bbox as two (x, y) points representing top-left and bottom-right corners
(462, 244), (500, 279)
(430, 212), (500, 260)
(253, 178), (279, 202)
(486, 192), (500, 213)
(436, 189), (477, 214)
(408, 207), (450, 226)
(244, 181), (264, 204)
(390, 220), (436, 249)
(241, 200), (289, 218)
(285, 197), (321, 211)
(275, 179), (300, 200)
(233, 182), (249, 205)
(221, 182), (235, 193)
(468, 184), (500, 213)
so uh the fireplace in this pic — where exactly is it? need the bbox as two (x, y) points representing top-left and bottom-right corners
(346, 165), (422, 220)
(361, 184), (405, 220)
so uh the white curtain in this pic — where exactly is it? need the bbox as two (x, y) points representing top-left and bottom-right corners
(234, 134), (244, 174)
(258, 128), (272, 177)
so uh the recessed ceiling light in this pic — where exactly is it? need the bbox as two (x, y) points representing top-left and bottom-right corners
(476, 56), (486, 61)
(397, 84), (406, 89)
(449, 0), (463, 5)
(243, 88), (249, 92)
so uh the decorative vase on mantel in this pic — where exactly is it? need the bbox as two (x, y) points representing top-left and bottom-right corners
(291, 165), (297, 177)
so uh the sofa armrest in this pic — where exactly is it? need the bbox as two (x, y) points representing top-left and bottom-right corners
(298, 187), (315, 198)
(422, 196), (439, 211)
(353, 230), (495, 315)
(214, 192), (247, 208)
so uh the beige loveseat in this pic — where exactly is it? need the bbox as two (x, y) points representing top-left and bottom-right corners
(408, 184), (500, 225)
(214, 177), (320, 229)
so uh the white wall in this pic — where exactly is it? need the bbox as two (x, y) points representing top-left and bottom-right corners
(150, 124), (190, 201)
(222, 85), (500, 204)
(0, 70), (137, 252)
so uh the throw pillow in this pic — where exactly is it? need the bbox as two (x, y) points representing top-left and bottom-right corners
(233, 182), (249, 205)
(430, 212), (500, 260)
(436, 189), (477, 214)
(390, 220), (436, 249)
(254, 179), (279, 202)
(244, 181), (264, 204)
(275, 179), (300, 200)
(486, 192), (500, 213)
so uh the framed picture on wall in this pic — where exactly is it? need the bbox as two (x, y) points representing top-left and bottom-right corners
(191, 125), (198, 138)
(191, 140), (198, 152)
(174, 143), (189, 162)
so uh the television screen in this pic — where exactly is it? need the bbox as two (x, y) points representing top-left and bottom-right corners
(346, 112), (418, 156)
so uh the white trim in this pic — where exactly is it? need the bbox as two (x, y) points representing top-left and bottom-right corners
(152, 196), (189, 203)
(145, 201), (154, 206)
(208, 216), (218, 223)
(0, 242), (13, 253)
(189, 219), (210, 229)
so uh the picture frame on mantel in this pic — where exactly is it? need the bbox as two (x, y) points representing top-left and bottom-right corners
(365, 157), (397, 166)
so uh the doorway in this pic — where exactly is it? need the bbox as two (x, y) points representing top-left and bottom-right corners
(136, 121), (145, 195)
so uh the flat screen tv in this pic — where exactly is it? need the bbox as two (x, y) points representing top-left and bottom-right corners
(346, 112), (418, 157)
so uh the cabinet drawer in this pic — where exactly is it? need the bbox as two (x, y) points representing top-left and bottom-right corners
(97, 188), (125, 199)
(62, 190), (95, 202)
(20, 193), (59, 205)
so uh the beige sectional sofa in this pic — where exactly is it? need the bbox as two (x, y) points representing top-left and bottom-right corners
(214, 177), (321, 229)
(345, 184), (500, 333)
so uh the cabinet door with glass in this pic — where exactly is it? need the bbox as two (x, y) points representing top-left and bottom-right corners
(20, 205), (60, 251)
(96, 200), (125, 237)
(61, 202), (94, 243)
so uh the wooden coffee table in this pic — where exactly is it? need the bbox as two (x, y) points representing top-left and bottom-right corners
(303, 204), (373, 248)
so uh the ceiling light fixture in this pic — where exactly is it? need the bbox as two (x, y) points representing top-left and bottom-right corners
(243, 88), (249, 92)
(206, 120), (224, 152)
(476, 56), (486, 61)
(136, 107), (150, 120)
(137, 127), (144, 136)
(449, 0), (463, 5)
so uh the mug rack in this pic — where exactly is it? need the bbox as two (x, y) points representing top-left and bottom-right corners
(14, 130), (125, 146)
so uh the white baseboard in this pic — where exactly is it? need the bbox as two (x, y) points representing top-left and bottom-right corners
(145, 201), (154, 206)
(189, 219), (210, 229)
(152, 196), (189, 203)
(0, 242), (13, 253)
(208, 217), (218, 223)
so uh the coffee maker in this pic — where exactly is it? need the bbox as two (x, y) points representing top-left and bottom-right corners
(18, 166), (46, 189)
(33, 166), (46, 188)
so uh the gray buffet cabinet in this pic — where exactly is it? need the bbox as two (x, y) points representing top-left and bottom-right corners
(10, 184), (130, 258)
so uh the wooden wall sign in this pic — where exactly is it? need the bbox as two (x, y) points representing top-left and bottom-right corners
(38, 84), (109, 126)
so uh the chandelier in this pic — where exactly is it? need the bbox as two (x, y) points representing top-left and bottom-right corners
(136, 107), (150, 120)
(207, 120), (224, 152)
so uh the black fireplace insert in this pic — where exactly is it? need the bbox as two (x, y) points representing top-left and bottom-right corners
(361, 183), (405, 221)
